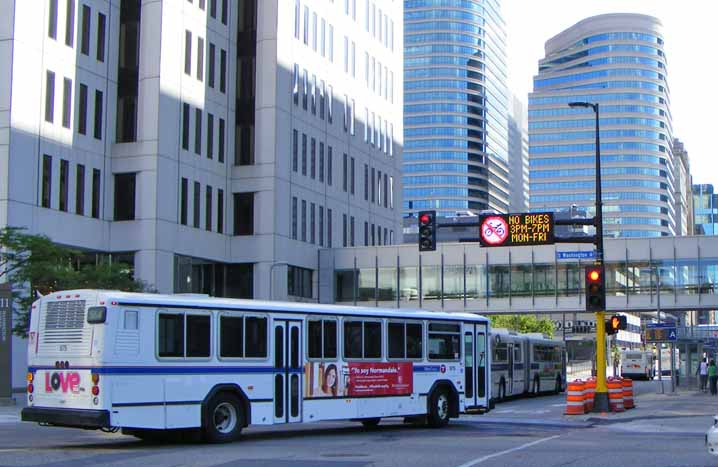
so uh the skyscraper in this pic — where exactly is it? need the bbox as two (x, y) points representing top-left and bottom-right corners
(529, 14), (674, 237)
(0, 0), (403, 300)
(403, 0), (510, 218)
(693, 184), (718, 236)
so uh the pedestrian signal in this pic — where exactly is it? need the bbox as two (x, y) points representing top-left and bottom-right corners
(606, 315), (627, 335)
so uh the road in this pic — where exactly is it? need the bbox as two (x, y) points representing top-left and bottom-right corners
(0, 380), (716, 466)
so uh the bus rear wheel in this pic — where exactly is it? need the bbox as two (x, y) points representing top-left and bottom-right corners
(204, 393), (244, 443)
(427, 388), (451, 428)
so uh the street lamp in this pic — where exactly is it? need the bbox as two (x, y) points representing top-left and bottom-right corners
(268, 261), (289, 301)
(568, 101), (609, 412)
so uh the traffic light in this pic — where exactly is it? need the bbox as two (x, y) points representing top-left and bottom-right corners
(606, 315), (627, 335)
(585, 265), (605, 312)
(418, 210), (437, 252)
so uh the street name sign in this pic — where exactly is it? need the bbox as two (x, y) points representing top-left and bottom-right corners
(556, 251), (595, 260)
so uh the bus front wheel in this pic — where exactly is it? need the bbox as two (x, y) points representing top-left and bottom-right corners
(204, 393), (244, 443)
(427, 388), (451, 428)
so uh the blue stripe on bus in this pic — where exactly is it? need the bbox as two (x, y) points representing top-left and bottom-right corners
(413, 365), (441, 373)
(29, 366), (304, 375)
(491, 364), (508, 371)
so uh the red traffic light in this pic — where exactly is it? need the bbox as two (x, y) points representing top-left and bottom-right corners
(587, 268), (601, 282)
(419, 213), (431, 225)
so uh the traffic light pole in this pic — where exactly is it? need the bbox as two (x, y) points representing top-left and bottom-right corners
(591, 103), (609, 413)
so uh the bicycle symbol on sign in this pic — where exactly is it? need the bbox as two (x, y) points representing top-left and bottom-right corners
(480, 216), (509, 246)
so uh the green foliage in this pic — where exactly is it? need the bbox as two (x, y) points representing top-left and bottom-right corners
(0, 227), (148, 337)
(489, 314), (555, 338)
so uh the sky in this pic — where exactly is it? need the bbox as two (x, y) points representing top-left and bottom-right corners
(503, 0), (718, 184)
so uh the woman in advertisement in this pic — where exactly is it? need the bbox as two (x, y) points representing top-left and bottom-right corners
(320, 363), (339, 396)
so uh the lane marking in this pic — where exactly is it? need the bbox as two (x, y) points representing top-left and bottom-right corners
(456, 435), (560, 467)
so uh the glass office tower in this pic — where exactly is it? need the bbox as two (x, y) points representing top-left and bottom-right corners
(403, 0), (510, 218)
(529, 14), (675, 237)
(694, 184), (718, 236)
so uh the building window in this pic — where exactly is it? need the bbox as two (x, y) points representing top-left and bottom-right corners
(62, 77), (72, 129)
(220, 49), (227, 93)
(383, 174), (388, 208)
(342, 94), (348, 131)
(207, 113), (214, 159)
(301, 133), (307, 175)
(328, 24), (334, 62)
(293, 0), (300, 39)
(292, 129), (298, 172)
(288, 266), (313, 298)
(350, 216), (355, 246)
(178, 177), (187, 225)
(194, 108), (202, 155)
(371, 168), (375, 202)
(91, 169), (100, 218)
(302, 69), (308, 110)
(342, 153), (348, 192)
(193, 181), (201, 228)
(310, 203), (316, 244)
(364, 221), (368, 246)
(319, 142), (324, 182)
(75, 164), (85, 215)
(350, 157), (355, 195)
(312, 12), (317, 51)
(342, 213), (347, 247)
(343, 35), (348, 73)
(45, 71), (55, 123)
(65, 0), (75, 47)
(182, 103), (190, 150)
(311, 74), (317, 115)
(77, 83), (87, 134)
(233, 192), (254, 236)
(80, 4), (90, 55)
(113, 173), (136, 221)
(217, 189), (224, 233)
(236, 125), (254, 165)
(48, 0), (58, 39)
(221, 0), (228, 24)
(59, 159), (69, 212)
(292, 196), (298, 239)
(41, 155), (52, 208)
(197, 37), (204, 81)
(327, 208), (332, 247)
(319, 206), (324, 247)
(301, 199), (307, 242)
(218, 118), (225, 163)
(292, 64), (299, 105)
(205, 186), (212, 231)
(184, 30), (192, 75)
(93, 90), (103, 140)
(208, 43), (215, 88)
(327, 146), (333, 186)
(97, 12), (106, 62)
(303, 5), (309, 44)
(319, 80), (325, 119)
(310, 138), (316, 179)
(364, 164), (368, 200)
(327, 85), (333, 123)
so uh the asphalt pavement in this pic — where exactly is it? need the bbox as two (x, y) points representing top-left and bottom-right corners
(0, 379), (715, 467)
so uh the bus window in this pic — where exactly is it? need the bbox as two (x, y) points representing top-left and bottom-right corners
(343, 320), (382, 359)
(493, 343), (508, 363)
(388, 322), (423, 359)
(186, 315), (211, 358)
(220, 316), (244, 357)
(219, 315), (267, 359)
(158, 313), (183, 357)
(428, 323), (460, 361)
(513, 345), (522, 363)
(307, 319), (337, 359)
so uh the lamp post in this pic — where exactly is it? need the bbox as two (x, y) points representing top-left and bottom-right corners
(568, 101), (608, 412)
(268, 261), (289, 301)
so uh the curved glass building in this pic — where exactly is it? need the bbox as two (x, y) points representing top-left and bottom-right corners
(403, 0), (510, 218)
(529, 14), (674, 237)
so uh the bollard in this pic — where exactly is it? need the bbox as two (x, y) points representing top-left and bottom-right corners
(584, 377), (596, 412)
(608, 377), (625, 412)
(622, 377), (634, 409)
(565, 379), (586, 415)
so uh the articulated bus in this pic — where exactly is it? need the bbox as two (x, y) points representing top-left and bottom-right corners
(490, 329), (566, 401)
(22, 290), (491, 442)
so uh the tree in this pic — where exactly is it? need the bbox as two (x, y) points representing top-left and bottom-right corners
(490, 314), (555, 338)
(0, 227), (149, 337)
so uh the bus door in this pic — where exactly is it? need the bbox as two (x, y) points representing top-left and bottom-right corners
(507, 343), (515, 395)
(273, 320), (303, 424)
(464, 323), (489, 410)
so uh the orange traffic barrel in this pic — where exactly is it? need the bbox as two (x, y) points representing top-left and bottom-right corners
(608, 377), (625, 412)
(565, 379), (586, 415)
(584, 377), (596, 412)
(622, 377), (635, 409)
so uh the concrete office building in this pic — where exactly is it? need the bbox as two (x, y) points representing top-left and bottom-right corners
(403, 0), (510, 218)
(508, 94), (529, 213)
(529, 14), (675, 238)
(0, 0), (403, 392)
(672, 138), (693, 236)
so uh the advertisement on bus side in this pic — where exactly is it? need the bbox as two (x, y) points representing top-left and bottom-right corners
(304, 362), (413, 398)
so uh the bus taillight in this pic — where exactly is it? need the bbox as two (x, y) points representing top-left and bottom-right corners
(27, 383), (34, 393)
(91, 374), (100, 385)
(91, 386), (100, 396)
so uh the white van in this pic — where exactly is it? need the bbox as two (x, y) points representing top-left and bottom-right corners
(620, 350), (656, 380)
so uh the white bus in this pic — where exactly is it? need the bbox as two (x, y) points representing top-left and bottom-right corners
(21, 290), (492, 442)
(620, 350), (655, 380)
(490, 329), (566, 400)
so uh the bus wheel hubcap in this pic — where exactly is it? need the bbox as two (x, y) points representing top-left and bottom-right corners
(437, 394), (448, 419)
(213, 402), (237, 433)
